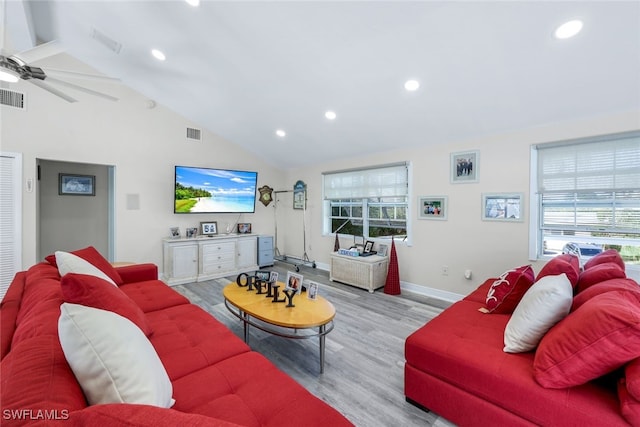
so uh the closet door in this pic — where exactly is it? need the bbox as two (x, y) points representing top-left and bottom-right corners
(0, 152), (22, 300)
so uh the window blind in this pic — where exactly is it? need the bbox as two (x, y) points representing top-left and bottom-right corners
(536, 134), (640, 234)
(323, 163), (408, 200)
(0, 153), (22, 300)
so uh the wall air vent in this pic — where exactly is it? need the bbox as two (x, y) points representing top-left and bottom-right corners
(90, 27), (122, 54)
(0, 89), (26, 110)
(186, 127), (202, 141)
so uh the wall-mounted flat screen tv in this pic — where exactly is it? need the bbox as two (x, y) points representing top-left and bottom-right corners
(174, 166), (258, 214)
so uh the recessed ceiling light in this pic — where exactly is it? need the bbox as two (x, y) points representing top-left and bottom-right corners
(151, 49), (166, 61)
(404, 80), (420, 91)
(325, 111), (337, 120)
(554, 20), (583, 39)
(185, 0), (200, 6)
(276, 129), (286, 138)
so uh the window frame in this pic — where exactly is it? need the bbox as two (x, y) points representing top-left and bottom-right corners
(529, 131), (640, 264)
(322, 162), (412, 245)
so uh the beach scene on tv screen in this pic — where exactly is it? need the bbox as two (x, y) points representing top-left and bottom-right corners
(175, 166), (257, 213)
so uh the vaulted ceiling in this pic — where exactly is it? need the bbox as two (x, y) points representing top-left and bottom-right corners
(4, 1), (640, 167)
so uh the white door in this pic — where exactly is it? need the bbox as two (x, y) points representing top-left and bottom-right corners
(0, 152), (22, 300)
(172, 244), (198, 279)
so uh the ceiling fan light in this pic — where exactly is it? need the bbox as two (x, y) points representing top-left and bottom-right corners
(185, 0), (200, 6)
(404, 79), (420, 91)
(276, 129), (286, 137)
(325, 110), (337, 120)
(0, 68), (20, 83)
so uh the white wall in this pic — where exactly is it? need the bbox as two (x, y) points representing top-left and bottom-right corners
(1, 54), (284, 269)
(284, 111), (640, 296)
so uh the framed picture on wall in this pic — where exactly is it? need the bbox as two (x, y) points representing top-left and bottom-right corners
(418, 196), (448, 220)
(482, 193), (524, 222)
(450, 150), (479, 183)
(59, 174), (95, 196)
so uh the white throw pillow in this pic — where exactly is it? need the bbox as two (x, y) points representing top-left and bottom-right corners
(55, 251), (116, 286)
(503, 273), (573, 353)
(58, 303), (173, 407)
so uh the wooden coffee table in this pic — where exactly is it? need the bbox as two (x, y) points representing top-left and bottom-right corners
(223, 282), (336, 373)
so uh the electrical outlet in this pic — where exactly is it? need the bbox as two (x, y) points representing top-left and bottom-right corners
(441, 265), (449, 276)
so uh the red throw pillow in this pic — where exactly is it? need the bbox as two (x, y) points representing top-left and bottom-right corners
(627, 358), (640, 401)
(584, 249), (625, 271)
(46, 246), (123, 285)
(619, 378), (640, 427)
(575, 263), (627, 294)
(533, 291), (640, 389)
(537, 256), (579, 288)
(60, 273), (152, 336)
(485, 265), (535, 314)
(572, 278), (640, 312)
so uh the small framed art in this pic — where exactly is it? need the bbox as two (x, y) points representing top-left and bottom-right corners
(186, 227), (198, 238)
(364, 240), (374, 253)
(59, 173), (95, 196)
(285, 271), (303, 294)
(169, 227), (181, 239)
(307, 281), (319, 300)
(255, 270), (271, 282)
(237, 223), (252, 234)
(418, 196), (448, 220)
(377, 244), (388, 257)
(450, 150), (479, 183)
(200, 221), (218, 236)
(482, 193), (523, 222)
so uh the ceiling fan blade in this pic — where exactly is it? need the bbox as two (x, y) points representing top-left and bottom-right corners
(45, 68), (121, 82)
(46, 76), (118, 102)
(11, 40), (63, 65)
(29, 78), (77, 103)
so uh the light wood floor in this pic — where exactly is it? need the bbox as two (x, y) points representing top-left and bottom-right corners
(174, 261), (456, 427)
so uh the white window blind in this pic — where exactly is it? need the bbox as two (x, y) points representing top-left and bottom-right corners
(537, 134), (640, 235)
(323, 163), (408, 200)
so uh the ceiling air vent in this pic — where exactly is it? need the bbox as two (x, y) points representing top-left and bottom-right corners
(0, 89), (26, 110)
(186, 127), (202, 141)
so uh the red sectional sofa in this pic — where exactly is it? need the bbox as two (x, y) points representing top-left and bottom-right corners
(1, 259), (353, 426)
(405, 251), (640, 426)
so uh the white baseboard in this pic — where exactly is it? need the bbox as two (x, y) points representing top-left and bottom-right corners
(315, 261), (464, 303)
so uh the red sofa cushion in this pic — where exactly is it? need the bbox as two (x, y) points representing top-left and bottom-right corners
(47, 404), (243, 427)
(147, 304), (250, 381)
(120, 280), (189, 313)
(537, 255), (579, 288)
(618, 378), (640, 427)
(627, 358), (640, 401)
(534, 291), (640, 388)
(584, 249), (625, 271)
(572, 278), (640, 312)
(60, 273), (153, 336)
(45, 246), (123, 285)
(576, 262), (626, 294)
(484, 265), (535, 314)
(172, 351), (353, 427)
(0, 336), (87, 426)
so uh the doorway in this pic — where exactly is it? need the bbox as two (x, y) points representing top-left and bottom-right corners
(37, 159), (115, 261)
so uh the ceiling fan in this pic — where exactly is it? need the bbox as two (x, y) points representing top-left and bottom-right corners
(0, 0), (118, 103)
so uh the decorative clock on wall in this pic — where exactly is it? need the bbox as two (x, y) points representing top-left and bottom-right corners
(258, 185), (274, 206)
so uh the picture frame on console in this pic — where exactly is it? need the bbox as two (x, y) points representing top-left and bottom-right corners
(418, 196), (448, 220)
(364, 240), (374, 253)
(285, 271), (303, 294)
(59, 173), (95, 196)
(169, 227), (181, 239)
(482, 193), (523, 222)
(307, 281), (319, 300)
(186, 227), (198, 238)
(237, 223), (252, 234)
(200, 221), (218, 236)
(377, 244), (388, 257)
(450, 150), (479, 183)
